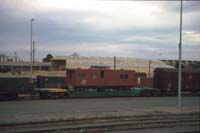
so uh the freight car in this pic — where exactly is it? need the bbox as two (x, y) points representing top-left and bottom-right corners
(66, 67), (200, 98)
(66, 66), (139, 97)
(35, 75), (67, 99)
(3, 67), (199, 100)
(36, 66), (159, 99)
(153, 68), (200, 95)
(0, 76), (35, 100)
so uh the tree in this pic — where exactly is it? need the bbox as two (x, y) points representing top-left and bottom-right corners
(43, 54), (53, 62)
(71, 52), (79, 58)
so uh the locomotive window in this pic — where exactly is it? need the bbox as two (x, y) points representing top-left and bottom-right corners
(100, 71), (104, 78)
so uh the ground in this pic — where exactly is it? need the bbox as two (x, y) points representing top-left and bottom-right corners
(0, 96), (199, 125)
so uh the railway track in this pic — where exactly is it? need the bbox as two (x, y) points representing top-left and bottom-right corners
(1, 112), (199, 133)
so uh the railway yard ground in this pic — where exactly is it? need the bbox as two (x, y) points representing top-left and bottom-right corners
(0, 96), (199, 132)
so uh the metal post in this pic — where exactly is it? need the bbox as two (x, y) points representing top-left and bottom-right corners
(21, 65), (23, 72)
(66, 59), (67, 70)
(178, 0), (183, 109)
(114, 56), (116, 70)
(11, 63), (14, 73)
(30, 19), (34, 73)
(149, 60), (151, 78)
(32, 41), (35, 75)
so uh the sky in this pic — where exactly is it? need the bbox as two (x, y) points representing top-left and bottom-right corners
(0, 0), (200, 61)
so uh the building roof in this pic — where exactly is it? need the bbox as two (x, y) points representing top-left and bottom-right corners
(0, 61), (50, 66)
(154, 68), (200, 73)
(51, 57), (67, 61)
(51, 56), (173, 69)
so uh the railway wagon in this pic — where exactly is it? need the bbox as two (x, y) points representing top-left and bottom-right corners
(153, 68), (200, 95)
(66, 66), (137, 97)
(67, 66), (137, 89)
(0, 76), (35, 100)
(36, 75), (67, 99)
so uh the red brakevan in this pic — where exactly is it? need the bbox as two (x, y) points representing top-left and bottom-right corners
(66, 66), (137, 88)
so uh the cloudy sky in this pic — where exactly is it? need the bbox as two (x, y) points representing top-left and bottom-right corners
(0, 0), (200, 61)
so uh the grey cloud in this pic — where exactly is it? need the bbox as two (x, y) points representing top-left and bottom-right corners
(160, 1), (200, 13)
(0, 0), (199, 61)
(183, 16), (200, 32)
(183, 1), (200, 13)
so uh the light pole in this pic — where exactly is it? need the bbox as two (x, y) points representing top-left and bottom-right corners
(30, 18), (34, 73)
(178, 0), (183, 109)
(32, 41), (36, 75)
(148, 60), (151, 78)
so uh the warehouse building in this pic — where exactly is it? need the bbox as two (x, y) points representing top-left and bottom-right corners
(51, 57), (67, 71)
(161, 59), (200, 69)
(0, 61), (50, 73)
(50, 56), (173, 77)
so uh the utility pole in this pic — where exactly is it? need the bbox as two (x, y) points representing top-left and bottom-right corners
(114, 56), (116, 70)
(148, 60), (151, 78)
(32, 41), (35, 75)
(178, 0), (183, 109)
(30, 18), (34, 73)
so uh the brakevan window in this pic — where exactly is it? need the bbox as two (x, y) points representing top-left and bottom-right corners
(100, 71), (104, 78)
(120, 74), (128, 80)
(125, 74), (128, 79)
(120, 74), (124, 79)
(79, 74), (85, 80)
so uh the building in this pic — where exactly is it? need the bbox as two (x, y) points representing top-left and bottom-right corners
(0, 54), (19, 62)
(50, 56), (173, 77)
(161, 60), (200, 69)
(51, 57), (67, 71)
(0, 61), (50, 73)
